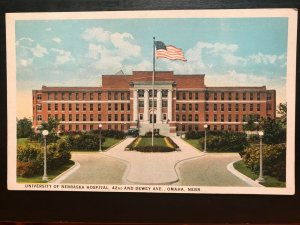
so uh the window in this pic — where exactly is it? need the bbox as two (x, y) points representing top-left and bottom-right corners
(257, 93), (261, 100)
(127, 91), (130, 100)
(205, 114), (209, 122)
(69, 124), (72, 131)
(235, 104), (239, 111)
(189, 104), (192, 111)
(228, 125), (232, 131)
(108, 103), (111, 111)
(76, 114), (79, 121)
(108, 114), (111, 121)
(243, 115), (246, 122)
(69, 114), (72, 121)
(114, 114), (118, 121)
(195, 114), (199, 121)
(242, 104), (246, 111)
(121, 114), (125, 121)
(176, 92), (179, 99)
(48, 93), (51, 100)
(188, 125), (192, 131)
(235, 93), (239, 100)
(90, 104), (93, 111)
(98, 92), (101, 100)
(108, 124), (111, 130)
(176, 104), (179, 111)
(76, 125), (79, 131)
(182, 125), (186, 131)
(195, 92), (199, 100)
(61, 125), (65, 131)
(162, 100), (167, 108)
(127, 103), (130, 111)
(121, 92), (124, 100)
(257, 104), (260, 111)
(76, 93), (79, 100)
(83, 104), (86, 111)
(162, 90), (168, 97)
(55, 93), (58, 100)
(37, 105), (42, 110)
(205, 92), (209, 100)
(182, 92), (186, 100)
(228, 114), (232, 122)
(37, 94), (42, 100)
(83, 125), (86, 131)
(188, 114), (192, 121)
(127, 114), (130, 121)
(182, 104), (186, 111)
(108, 92), (111, 100)
(182, 115), (186, 121)
(69, 104), (72, 111)
(98, 114), (101, 121)
(235, 125), (239, 131)
(90, 125), (94, 131)
(228, 104), (232, 112)
(267, 104), (272, 110)
(228, 92), (232, 100)
(205, 103), (209, 111)
(214, 104), (217, 111)
(55, 114), (58, 120)
(37, 115), (42, 121)
(114, 92), (118, 100)
(243, 92), (246, 100)
(90, 114), (93, 121)
(176, 114), (179, 121)
(267, 93), (272, 100)
(189, 92), (192, 100)
(76, 104), (79, 111)
(68, 93), (72, 100)
(195, 125), (199, 131)
(250, 104), (253, 111)
(195, 104), (199, 111)
(121, 103), (124, 111)
(139, 114), (143, 121)
(214, 114), (217, 122)
(221, 104), (224, 111)
(48, 104), (51, 111)
(149, 100), (157, 107)
(90, 93), (94, 100)
(221, 114), (224, 122)
(221, 92), (224, 100)
(97, 104), (102, 111)
(62, 114), (65, 121)
(83, 114), (86, 121)
(214, 125), (217, 131)
(250, 93), (253, 100)
(235, 114), (239, 122)
(83, 93), (86, 100)
(138, 101), (144, 107)
(55, 104), (58, 111)
(214, 93), (217, 100)
(62, 104), (65, 111)
(62, 93), (65, 100)
(221, 125), (224, 131)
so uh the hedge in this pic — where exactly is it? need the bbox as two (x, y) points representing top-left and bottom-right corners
(241, 143), (286, 181)
(17, 139), (71, 177)
(65, 132), (105, 151)
(126, 137), (177, 152)
(198, 131), (248, 152)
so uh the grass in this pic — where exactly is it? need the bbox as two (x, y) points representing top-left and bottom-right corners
(137, 137), (168, 147)
(17, 160), (75, 183)
(102, 137), (123, 150)
(234, 160), (286, 188)
(184, 138), (202, 151)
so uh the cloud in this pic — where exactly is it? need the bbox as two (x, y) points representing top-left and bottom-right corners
(45, 27), (52, 31)
(51, 48), (73, 65)
(52, 37), (62, 44)
(30, 44), (48, 58)
(82, 27), (110, 42)
(19, 58), (33, 67)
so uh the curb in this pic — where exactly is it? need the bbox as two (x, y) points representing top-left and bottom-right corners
(227, 159), (264, 187)
(50, 161), (80, 184)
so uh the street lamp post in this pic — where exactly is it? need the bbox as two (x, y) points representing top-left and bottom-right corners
(204, 124), (208, 153)
(42, 130), (49, 182)
(256, 131), (265, 183)
(99, 124), (102, 152)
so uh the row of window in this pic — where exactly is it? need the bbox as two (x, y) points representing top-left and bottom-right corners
(175, 114), (260, 122)
(42, 103), (131, 112)
(175, 103), (268, 112)
(138, 100), (168, 107)
(59, 123), (131, 132)
(176, 91), (273, 100)
(176, 124), (241, 132)
(36, 91), (131, 101)
(37, 114), (131, 122)
(137, 89), (169, 97)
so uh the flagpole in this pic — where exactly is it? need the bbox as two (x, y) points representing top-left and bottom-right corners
(152, 37), (155, 146)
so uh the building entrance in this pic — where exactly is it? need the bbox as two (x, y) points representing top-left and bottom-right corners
(150, 114), (156, 123)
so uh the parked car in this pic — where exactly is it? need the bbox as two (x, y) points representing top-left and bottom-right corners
(127, 128), (139, 137)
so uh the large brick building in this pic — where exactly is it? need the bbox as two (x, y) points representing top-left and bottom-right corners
(32, 71), (276, 135)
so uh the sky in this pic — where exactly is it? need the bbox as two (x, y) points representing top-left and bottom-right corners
(15, 17), (288, 119)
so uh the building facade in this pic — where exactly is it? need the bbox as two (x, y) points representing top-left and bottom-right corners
(32, 71), (276, 135)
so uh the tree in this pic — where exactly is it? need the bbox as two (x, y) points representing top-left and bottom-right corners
(242, 114), (261, 131)
(34, 117), (60, 143)
(260, 117), (286, 144)
(17, 118), (33, 138)
(277, 102), (287, 127)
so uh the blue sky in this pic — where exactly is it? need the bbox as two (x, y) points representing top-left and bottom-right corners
(16, 17), (288, 118)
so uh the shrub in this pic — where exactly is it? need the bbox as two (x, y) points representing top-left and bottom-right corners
(65, 132), (105, 151)
(17, 161), (42, 177)
(199, 131), (248, 152)
(241, 143), (286, 181)
(185, 131), (204, 139)
(132, 146), (176, 152)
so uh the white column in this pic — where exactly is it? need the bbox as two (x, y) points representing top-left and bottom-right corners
(133, 90), (138, 121)
(168, 89), (173, 121)
(144, 90), (149, 122)
(157, 89), (162, 122)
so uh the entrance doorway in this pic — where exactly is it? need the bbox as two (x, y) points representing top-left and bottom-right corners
(150, 114), (156, 123)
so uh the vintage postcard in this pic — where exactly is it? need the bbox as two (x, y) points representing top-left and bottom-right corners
(6, 9), (297, 194)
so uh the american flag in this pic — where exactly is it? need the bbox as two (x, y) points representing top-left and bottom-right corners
(155, 41), (187, 61)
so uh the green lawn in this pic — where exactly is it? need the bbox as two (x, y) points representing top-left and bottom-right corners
(234, 160), (286, 188)
(17, 160), (75, 183)
(137, 137), (167, 147)
(102, 138), (123, 150)
(184, 138), (202, 151)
